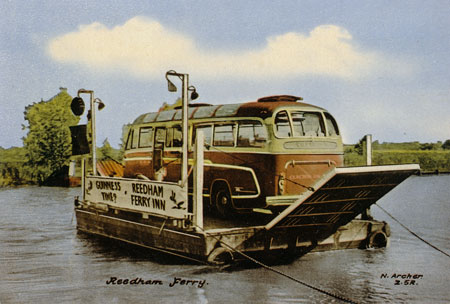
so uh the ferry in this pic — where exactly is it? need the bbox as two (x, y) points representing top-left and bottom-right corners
(71, 72), (420, 264)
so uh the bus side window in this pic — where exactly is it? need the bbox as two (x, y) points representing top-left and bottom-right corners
(139, 127), (153, 148)
(125, 129), (134, 150)
(126, 128), (139, 149)
(325, 113), (340, 136)
(274, 111), (291, 137)
(166, 125), (182, 148)
(132, 128), (139, 148)
(193, 125), (212, 147)
(172, 125), (182, 147)
(153, 128), (166, 173)
(154, 128), (166, 148)
(237, 121), (267, 147)
(213, 124), (235, 147)
(166, 127), (173, 148)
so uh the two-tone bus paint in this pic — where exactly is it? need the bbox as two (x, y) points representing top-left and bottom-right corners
(123, 95), (343, 216)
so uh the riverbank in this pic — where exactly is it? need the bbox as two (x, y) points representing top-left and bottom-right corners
(344, 141), (450, 172)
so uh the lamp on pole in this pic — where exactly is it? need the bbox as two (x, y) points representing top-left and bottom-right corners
(73, 89), (105, 175)
(165, 71), (199, 189)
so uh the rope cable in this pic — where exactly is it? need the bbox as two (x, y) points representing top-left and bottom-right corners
(375, 204), (450, 258)
(197, 224), (359, 304)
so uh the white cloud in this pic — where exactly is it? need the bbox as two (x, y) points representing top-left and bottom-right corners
(48, 16), (386, 80)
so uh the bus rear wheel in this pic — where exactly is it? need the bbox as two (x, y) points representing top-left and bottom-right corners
(212, 185), (233, 218)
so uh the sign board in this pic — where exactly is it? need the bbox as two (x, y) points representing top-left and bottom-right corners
(84, 176), (188, 219)
(69, 125), (90, 155)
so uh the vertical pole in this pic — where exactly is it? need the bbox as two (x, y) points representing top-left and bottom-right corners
(90, 93), (97, 175)
(193, 131), (204, 231)
(181, 75), (189, 188)
(81, 158), (86, 201)
(69, 160), (76, 177)
(366, 134), (372, 166)
(362, 133), (373, 220)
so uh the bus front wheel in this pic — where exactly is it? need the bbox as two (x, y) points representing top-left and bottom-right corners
(212, 185), (233, 218)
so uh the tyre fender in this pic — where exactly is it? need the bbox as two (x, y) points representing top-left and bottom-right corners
(366, 231), (389, 249)
(207, 247), (234, 265)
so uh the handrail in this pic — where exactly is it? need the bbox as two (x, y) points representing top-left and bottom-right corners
(284, 160), (336, 169)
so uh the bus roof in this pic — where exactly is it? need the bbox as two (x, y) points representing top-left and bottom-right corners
(132, 95), (326, 125)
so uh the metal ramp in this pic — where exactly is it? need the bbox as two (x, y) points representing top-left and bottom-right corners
(265, 164), (420, 242)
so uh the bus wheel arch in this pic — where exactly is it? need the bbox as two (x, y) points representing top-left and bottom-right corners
(211, 180), (233, 217)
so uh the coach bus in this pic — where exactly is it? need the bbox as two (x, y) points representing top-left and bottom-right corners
(122, 95), (343, 216)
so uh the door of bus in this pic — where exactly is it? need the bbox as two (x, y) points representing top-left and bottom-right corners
(153, 127), (166, 180)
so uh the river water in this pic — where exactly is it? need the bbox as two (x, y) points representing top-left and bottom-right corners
(0, 175), (449, 303)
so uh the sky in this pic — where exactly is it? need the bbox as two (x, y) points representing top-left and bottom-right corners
(1, 0), (449, 148)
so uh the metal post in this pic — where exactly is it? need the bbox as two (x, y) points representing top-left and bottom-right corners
(77, 89), (97, 176)
(366, 134), (372, 166)
(90, 93), (97, 175)
(181, 74), (189, 188)
(363, 134), (373, 219)
(81, 158), (85, 200)
(193, 131), (204, 231)
(69, 160), (76, 177)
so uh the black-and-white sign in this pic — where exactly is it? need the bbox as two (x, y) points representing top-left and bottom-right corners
(85, 176), (188, 218)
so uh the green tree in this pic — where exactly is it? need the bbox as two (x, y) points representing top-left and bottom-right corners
(23, 88), (79, 184)
(118, 123), (132, 161)
(354, 137), (366, 155)
(420, 143), (435, 150)
(98, 138), (115, 161)
(442, 139), (450, 150)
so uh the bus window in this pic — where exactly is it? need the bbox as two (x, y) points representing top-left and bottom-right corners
(193, 125), (213, 146)
(125, 129), (134, 150)
(213, 124), (235, 147)
(173, 125), (182, 147)
(274, 111), (291, 137)
(303, 112), (325, 136)
(154, 128), (166, 148)
(153, 127), (166, 174)
(325, 113), (340, 136)
(139, 127), (153, 148)
(126, 128), (139, 149)
(237, 121), (267, 147)
(166, 125), (182, 148)
(291, 112), (305, 136)
(275, 111), (325, 138)
(132, 128), (139, 148)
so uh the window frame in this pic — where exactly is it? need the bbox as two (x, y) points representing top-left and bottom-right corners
(125, 129), (134, 150)
(274, 110), (293, 138)
(138, 126), (154, 148)
(192, 123), (213, 147)
(273, 109), (327, 139)
(125, 128), (140, 149)
(236, 120), (268, 148)
(165, 124), (183, 148)
(213, 123), (236, 147)
(324, 112), (340, 136)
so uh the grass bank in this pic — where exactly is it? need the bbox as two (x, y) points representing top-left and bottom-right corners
(344, 147), (450, 173)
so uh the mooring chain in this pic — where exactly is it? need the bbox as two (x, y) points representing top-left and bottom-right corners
(196, 224), (359, 304)
(375, 204), (450, 258)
